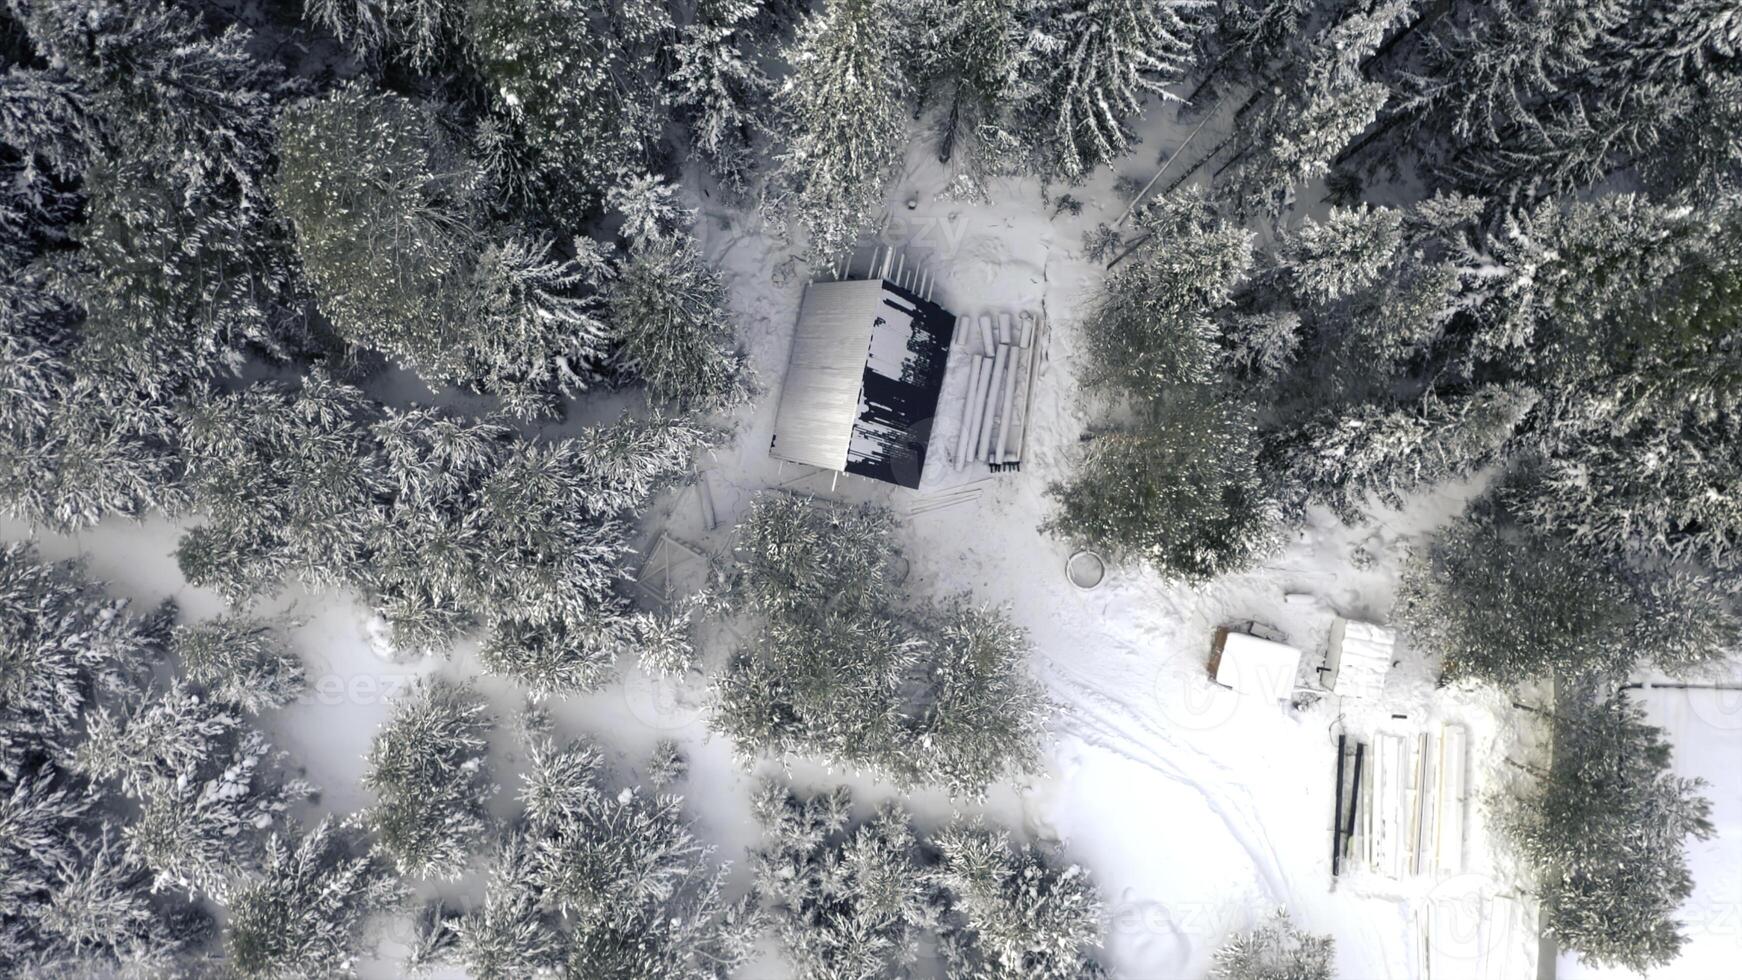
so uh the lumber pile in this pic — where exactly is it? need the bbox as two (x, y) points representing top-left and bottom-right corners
(952, 310), (1045, 473)
(1333, 723), (1469, 879)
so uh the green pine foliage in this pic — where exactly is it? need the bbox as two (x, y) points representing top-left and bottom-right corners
(418, 721), (758, 979)
(714, 495), (1048, 796)
(1396, 498), (1737, 685)
(752, 783), (1107, 980)
(172, 616), (307, 714)
(359, 677), (494, 880)
(933, 824), (1106, 979)
(1080, 203), (1254, 393)
(273, 85), (612, 413)
(1046, 388), (1276, 581)
(1025, 0), (1207, 180)
(605, 231), (750, 410)
(1216, 2), (1409, 216)
(0, 546), (325, 976)
(665, 0), (780, 190)
(771, 0), (912, 259)
(1500, 680), (1714, 971)
(224, 818), (406, 980)
(467, 0), (668, 209)
(1210, 910), (1334, 979)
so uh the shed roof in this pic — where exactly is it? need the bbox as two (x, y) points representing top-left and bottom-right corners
(1214, 632), (1304, 701)
(769, 278), (956, 488)
(1327, 618), (1394, 699)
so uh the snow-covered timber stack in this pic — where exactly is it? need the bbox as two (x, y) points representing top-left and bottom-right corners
(1325, 618), (1396, 699)
(951, 308), (1044, 472)
(1343, 723), (1470, 878)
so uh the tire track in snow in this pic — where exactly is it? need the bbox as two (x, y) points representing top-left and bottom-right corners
(1043, 659), (1292, 906)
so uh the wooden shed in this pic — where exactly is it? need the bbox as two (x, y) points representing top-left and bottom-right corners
(769, 277), (957, 488)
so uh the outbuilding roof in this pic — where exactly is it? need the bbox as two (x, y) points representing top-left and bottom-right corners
(1326, 618), (1395, 699)
(769, 278), (956, 488)
(1214, 632), (1304, 701)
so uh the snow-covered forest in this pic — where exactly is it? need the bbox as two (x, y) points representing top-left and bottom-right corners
(2, 0), (1739, 977)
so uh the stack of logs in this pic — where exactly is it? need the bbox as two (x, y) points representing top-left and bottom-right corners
(954, 310), (1043, 473)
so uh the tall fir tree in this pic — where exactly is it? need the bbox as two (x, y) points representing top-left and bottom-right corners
(359, 677), (494, 881)
(466, 0), (669, 210)
(1024, 0), (1207, 179)
(770, 0), (911, 259)
(1501, 679), (1714, 972)
(224, 817), (406, 979)
(1217, 2), (1410, 216)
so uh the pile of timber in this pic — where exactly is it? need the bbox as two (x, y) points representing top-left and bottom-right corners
(1332, 723), (1470, 879)
(953, 310), (1044, 473)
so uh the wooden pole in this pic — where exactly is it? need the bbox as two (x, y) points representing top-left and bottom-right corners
(1112, 112), (1216, 229)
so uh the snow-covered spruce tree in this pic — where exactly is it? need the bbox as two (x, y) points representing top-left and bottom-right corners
(1209, 910), (1333, 980)
(1219, 310), (1302, 382)
(770, 0), (911, 259)
(1046, 387), (1276, 582)
(13, 0), (306, 386)
(417, 723), (757, 979)
(172, 615), (307, 715)
(466, 0), (669, 209)
(1080, 200), (1253, 394)
(273, 85), (611, 414)
(933, 824), (1106, 980)
(605, 223), (749, 410)
(15, 0), (291, 207)
(1215, 1), (1410, 217)
(1269, 384), (1538, 521)
(76, 680), (313, 901)
(175, 373), (385, 604)
(1500, 678), (1714, 972)
(176, 370), (713, 688)
(1395, 495), (1736, 686)
(0, 272), (180, 534)
(751, 782), (941, 979)
(910, 0), (1036, 194)
(0, 515), (318, 976)
(1191, 0), (1312, 100)
(470, 412), (716, 695)
(752, 783), (1108, 980)
(1469, 195), (1742, 568)
(359, 677), (494, 880)
(45, 156), (301, 388)
(0, 75), (191, 533)
(1022, 0), (1207, 180)
(1402, 0), (1742, 202)
(1397, 0), (1626, 155)
(0, 544), (156, 773)
(714, 494), (1047, 795)
(303, 0), (466, 68)
(666, 0), (779, 190)
(1271, 205), (1406, 306)
(225, 817), (406, 980)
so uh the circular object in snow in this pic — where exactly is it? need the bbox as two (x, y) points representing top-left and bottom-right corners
(1066, 550), (1106, 590)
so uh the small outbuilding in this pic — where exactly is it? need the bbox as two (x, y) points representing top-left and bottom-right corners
(1325, 618), (1395, 700)
(1209, 629), (1304, 701)
(769, 277), (957, 489)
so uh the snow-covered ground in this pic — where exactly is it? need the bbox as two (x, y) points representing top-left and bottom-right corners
(22, 96), (1742, 980)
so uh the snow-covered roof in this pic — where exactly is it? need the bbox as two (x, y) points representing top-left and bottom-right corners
(769, 278), (956, 488)
(1214, 632), (1303, 700)
(1327, 618), (1394, 699)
